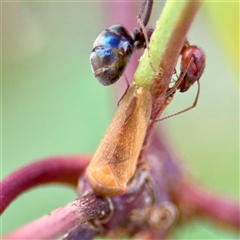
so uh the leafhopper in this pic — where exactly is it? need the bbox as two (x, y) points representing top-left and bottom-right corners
(86, 83), (152, 196)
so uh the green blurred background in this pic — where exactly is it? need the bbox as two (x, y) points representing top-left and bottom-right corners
(1, 1), (239, 239)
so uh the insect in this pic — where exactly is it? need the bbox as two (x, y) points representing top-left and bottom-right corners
(86, 42), (205, 197)
(158, 41), (206, 121)
(90, 0), (153, 86)
(86, 83), (152, 196)
(178, 41), (205, 92)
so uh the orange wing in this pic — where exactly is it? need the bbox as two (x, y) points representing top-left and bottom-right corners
(86, 84), (152, 196)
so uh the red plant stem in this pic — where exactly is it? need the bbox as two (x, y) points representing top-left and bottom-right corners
(174, 181), (240, 231)
(1, 155), (91, 214)
(3, 192), (111, 239)
(151, 132), (240, 232)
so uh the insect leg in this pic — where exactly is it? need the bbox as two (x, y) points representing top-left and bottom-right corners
(154, 80), (200, 122)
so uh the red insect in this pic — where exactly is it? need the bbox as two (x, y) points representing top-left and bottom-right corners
(178, 41), (206, 92)
(157, 41), (206, 121)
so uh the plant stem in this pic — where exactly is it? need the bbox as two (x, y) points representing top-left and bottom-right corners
(1, 155), (91, 214)
(134, 0), (202, 119)
(4, 193), (111, 239)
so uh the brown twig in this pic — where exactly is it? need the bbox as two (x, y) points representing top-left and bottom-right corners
(3, 192), (112, 239)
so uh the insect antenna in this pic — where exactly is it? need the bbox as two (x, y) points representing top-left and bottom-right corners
(137, 0), (153, 27)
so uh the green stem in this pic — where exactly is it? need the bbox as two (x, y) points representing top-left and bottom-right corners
(134, 0), (202, 119)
